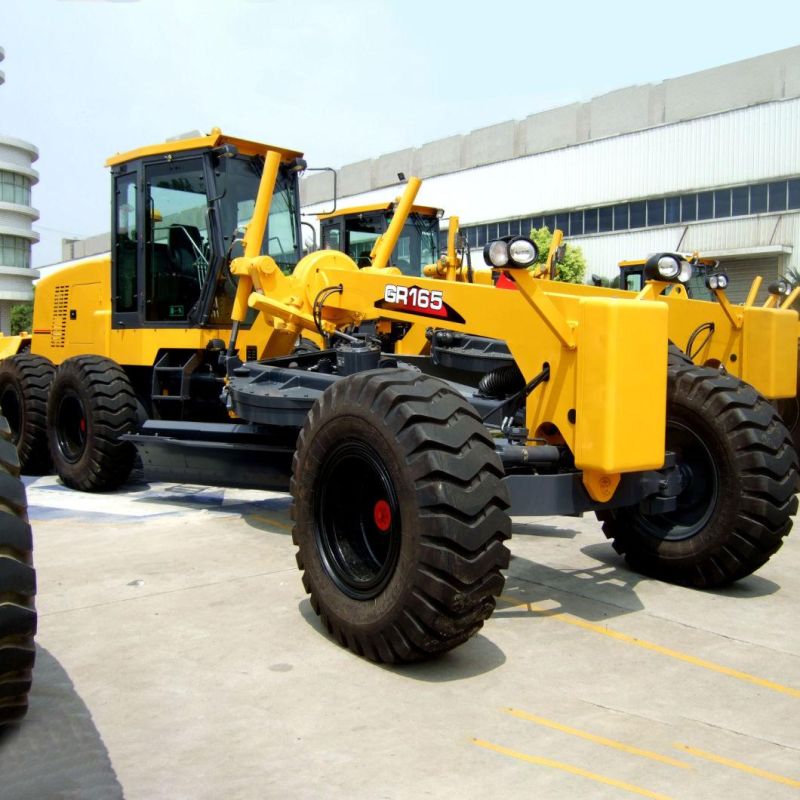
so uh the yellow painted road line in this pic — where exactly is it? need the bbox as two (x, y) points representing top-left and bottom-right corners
(675, 743), (800, 788)
(498, 595), (800, 699)
(505, 708), (691, 769)
(472, 738), (672, 800)
(248, 513), (292, 530)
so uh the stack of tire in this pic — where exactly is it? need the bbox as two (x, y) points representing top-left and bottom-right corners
(0, 415), (36, 725)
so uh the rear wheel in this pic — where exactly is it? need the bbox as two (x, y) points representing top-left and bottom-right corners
(598, 353), (798, 587)
(47, 356), (138, 491)
(0, 416), (36, 726)
(291, 369), (511, 662)
(0, 354), (54, 474)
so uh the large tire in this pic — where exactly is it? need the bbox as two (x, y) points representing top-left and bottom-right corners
(291, 369), (511, 663)
(0, 353), (55, 474)
(774, 342), (800, 453)
(47, 356), (138, 492)
(0, 416), (36, 726)
(598, 351), (798, 587)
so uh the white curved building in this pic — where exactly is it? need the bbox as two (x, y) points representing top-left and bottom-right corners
(0, 46), (39, 334)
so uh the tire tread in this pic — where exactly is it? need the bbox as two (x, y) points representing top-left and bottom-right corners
(0, 414), (36, 726)
(291, 369), (510, 663)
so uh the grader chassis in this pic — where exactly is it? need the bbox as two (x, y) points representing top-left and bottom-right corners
(0, 130), (797, 663)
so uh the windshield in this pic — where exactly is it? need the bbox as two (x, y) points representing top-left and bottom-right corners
(217, 156), (300, 265)
(339, 211), (440, 276)
(412, 213), (439, 269)
(209, 155), (301, 324)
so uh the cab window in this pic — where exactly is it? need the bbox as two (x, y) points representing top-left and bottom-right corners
(345, 217), (381, 266)
(113, 173), (138, 314)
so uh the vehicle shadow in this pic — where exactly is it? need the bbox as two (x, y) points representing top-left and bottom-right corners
(512, 520), (581, 539)
(500, 544), (647, 622)
(129, 482), (294, 526)
(0, 646), (123, 800)
(581, 541), (781, 599)
(501, 539), (781, 628)
(296, 599), (507, 682)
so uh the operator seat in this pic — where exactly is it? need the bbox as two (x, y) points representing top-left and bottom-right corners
(164, 224), (203, 318)
(168, 225), (203, 279)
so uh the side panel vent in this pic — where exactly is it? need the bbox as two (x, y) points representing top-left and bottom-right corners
(51, 285), (69, 348)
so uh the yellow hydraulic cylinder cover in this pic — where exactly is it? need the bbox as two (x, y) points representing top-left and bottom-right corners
(741, 306), (798, 399)
(575, 298), (668, 473)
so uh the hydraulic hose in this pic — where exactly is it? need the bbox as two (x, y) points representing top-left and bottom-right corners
(478, 364), (525, 398)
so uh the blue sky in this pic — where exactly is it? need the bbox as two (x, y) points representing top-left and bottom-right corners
(2, 0), (799, 266)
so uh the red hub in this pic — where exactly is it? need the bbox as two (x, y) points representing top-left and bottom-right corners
(373, 499), (392, 532)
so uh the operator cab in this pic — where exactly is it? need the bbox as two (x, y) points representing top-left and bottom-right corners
(108, 128), (304, 329)
(318, 203), (442, 276)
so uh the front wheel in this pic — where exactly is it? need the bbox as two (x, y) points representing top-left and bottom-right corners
(598, 356), (798, 587)
(47, 356), (138, 491)
(291, 369), (511, 663)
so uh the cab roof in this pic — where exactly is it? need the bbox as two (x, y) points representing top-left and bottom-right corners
(318, 201), (442, 222)
(105, 127), (304, 167)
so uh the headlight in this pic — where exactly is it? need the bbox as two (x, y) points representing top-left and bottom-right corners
(483, 236), (538, 269)
(508, 237), (538, 267)
(644, 252), (692, 284)
(705, 272), (729, 291)
(657, 256), (680, 279)
(768, 279), (791, 296)
(483, 240), (509, 267)
(677, 260), (693, 284)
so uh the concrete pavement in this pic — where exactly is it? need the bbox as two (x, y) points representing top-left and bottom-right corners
(1, 475), (798, 799)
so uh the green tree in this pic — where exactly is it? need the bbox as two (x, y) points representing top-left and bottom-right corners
(529, 226), (587, 284)
(10, 303), (33, 335)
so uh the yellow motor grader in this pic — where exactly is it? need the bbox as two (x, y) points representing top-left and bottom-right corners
(0, 130), (796, 664)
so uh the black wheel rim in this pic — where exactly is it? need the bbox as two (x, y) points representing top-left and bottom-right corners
(637, 419), (719, 541)
(55, 390), (87, 464)
(314, 439), (401, 600)
(0, 385), (22, 445)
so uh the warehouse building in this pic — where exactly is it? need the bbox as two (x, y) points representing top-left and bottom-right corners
(0, 45), (39, 334)
(301, 46), (800, 302)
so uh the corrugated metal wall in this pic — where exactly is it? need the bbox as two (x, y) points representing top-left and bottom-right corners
(721, 258), (780, 304)
(562, 212), (798, 282)
(304, 98), (800, 227)
(303, 99), (800, 289)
